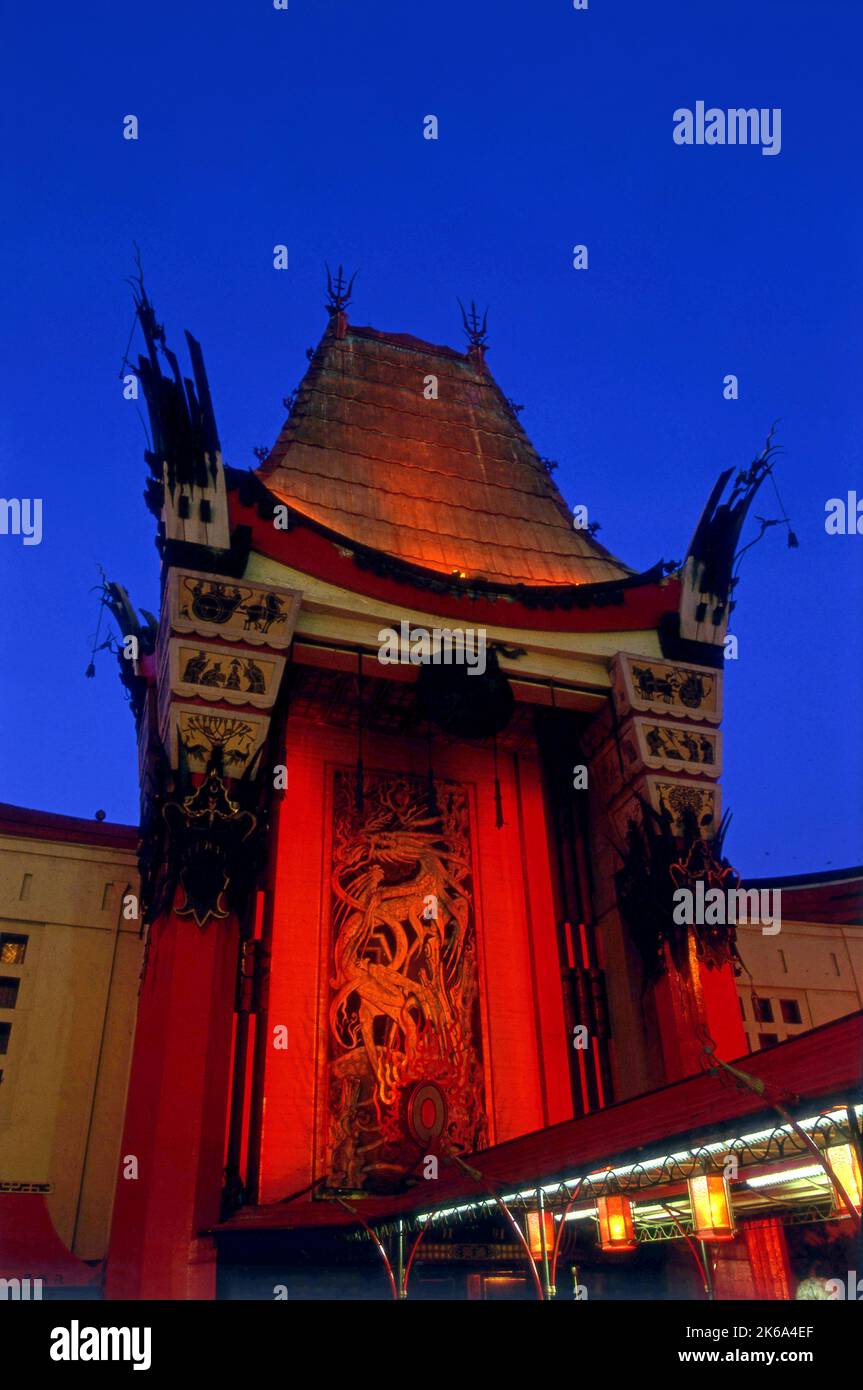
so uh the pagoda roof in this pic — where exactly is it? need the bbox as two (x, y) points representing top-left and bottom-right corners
(259, 322), (631, 589)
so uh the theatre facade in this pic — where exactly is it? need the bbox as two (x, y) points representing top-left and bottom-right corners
(91, 274), (861, 1300)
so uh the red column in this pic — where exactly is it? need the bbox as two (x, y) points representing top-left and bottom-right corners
(743, 1218), (793, 1300)
(651, 937), (747, 1083)
(105, 906), (238, 1299)
(700, 959), (747, 1063)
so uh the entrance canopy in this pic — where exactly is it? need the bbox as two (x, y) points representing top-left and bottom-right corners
(216, 1012), (862, 1239)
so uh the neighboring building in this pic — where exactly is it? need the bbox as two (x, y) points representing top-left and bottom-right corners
(737, 869), (863, 1052)
(0, 804), (142, 1288)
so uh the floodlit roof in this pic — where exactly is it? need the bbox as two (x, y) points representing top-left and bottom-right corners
(260, 322), (631, 589)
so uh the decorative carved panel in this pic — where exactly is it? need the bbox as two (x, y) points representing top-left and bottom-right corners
(164, 639), (285, 708)
(163, 568), (300, 648)
(613, 655), (722, 724)
(326, 770), (487, 1191)
(646, 776), (721, 838)
(155, 567), (298, 769)
(163, 703), (270, 774)
(631, 718), (721, 776)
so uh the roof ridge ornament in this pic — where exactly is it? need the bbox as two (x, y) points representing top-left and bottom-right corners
(325, 263), (357, 339)
(457, 298), (489, 363)
(675, 424), (796, 652)
(124, 247), (229, 550)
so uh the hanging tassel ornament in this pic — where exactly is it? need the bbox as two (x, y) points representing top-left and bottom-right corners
(493, 732), (505, 829)
(426, 718), (439, 817)
(354, 651), (365, 815)
(85, 568), (111, 678)
(354, 649), (365, 815)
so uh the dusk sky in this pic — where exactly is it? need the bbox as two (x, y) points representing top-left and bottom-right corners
(2, 0), (861, 875)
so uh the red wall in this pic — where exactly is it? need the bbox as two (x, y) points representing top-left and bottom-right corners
(253, 716), (573, 1203)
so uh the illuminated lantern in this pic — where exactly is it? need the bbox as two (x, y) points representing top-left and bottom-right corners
(596, 1194), (637, 1252)
(825, 1144), (863, 1213)
(688, 1174), (735, 1242)
(526, 1209), (555, 1258)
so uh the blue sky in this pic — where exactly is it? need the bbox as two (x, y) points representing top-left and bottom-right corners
(1, 0), (861, 874)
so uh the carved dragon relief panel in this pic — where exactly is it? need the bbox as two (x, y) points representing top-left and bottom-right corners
(325, 770), (487, 1192)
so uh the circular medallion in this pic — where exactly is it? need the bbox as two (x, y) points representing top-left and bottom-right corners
(406, 1082), (447, 1146)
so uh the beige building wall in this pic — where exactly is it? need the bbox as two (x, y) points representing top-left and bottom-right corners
(0, 809), (142, 1261)
(735, 877), (863, 1053)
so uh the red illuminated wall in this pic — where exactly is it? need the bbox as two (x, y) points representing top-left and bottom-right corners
(250, 715), (572, 1204)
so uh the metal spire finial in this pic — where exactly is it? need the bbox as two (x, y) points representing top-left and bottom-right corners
(457, 298), (489, 350)
(325, 263), (357, 317)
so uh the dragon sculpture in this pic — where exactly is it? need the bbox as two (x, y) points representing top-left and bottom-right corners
(327, 772), (486, 1191)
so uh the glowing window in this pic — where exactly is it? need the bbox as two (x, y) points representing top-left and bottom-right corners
(0, 934), (27, 964)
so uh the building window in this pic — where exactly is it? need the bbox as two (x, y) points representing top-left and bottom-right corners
(739, 996), (746, 1019)
(0, 934), (27, 964)
(778, 949), (788, 973)
(757, 1032), (779, 1049)
(830, 952), (841, 977)
(780, 999), (802, 1024)
(0, 978), (20, 1009)
(0, 1023), (11, 1055)
(753, 997), (774, 1023)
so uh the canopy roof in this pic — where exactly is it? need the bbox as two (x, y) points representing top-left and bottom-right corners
(259, 322), (630, 589)
(215, 1011), (862, 1237)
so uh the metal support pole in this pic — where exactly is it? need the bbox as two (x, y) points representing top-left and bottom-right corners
(550, 1175), (588, 1294)
(445, 1151), (545, 1299)
(333, 1196), (399, 1301)
(658, 1200), (711, 1298)
(537, 1186), (552, 1300)
(397, 1218), (406, 1299)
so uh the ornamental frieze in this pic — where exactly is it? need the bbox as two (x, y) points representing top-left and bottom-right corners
(631, 717), (721, 777)
(163, 567), (301, 649)
(604, 776), (721, 847)
(645, 775), (721, 838)
(155, 566), (297, 772)
(161, 638), (286, 710)
(586, 719), (721, 810)
(162, 702), (270, 773)
(612, 654), (722, 725)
